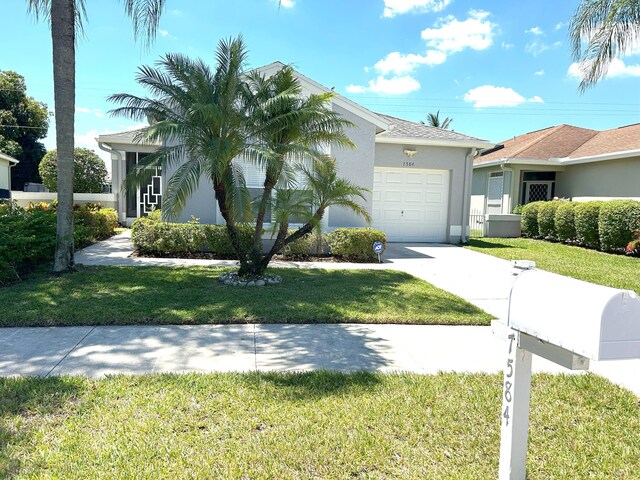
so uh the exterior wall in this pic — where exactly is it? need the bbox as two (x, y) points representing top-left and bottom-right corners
(11, 191), (116, 209)
(556, 156), (640, 200)
(328, 105), (377, 228)
(375, 142), (472, 242)
(0, 158), (11, 192)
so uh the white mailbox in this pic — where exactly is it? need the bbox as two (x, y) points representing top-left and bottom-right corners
(508, 269), (640, 361)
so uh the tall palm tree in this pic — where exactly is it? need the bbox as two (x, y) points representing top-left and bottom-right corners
(27, 0), (166, 273)
(569, 0), (640, 90)
(421, 110), (453, 130)
(109, 36), (370, 277)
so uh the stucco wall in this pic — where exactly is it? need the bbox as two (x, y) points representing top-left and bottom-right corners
(375, 142), (471, 240)
(0, 159), (10, 191)
(328, 104), (377, 228)
(556, 156), (640, 200)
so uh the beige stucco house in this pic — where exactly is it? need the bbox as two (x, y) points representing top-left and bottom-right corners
(98, 62), (493, 243)
(472, 123), (640, 215)
(0, 152), (19, 199)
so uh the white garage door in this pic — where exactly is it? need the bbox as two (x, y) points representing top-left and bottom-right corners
(372, 167), (449, 242)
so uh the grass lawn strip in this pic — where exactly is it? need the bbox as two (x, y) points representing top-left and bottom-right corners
(467, 238), (640, 294)
(0, 266), (492, 327)
(0, 372), (638, 479)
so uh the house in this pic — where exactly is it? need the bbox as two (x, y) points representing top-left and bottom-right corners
(98, 62), (493, 243)
(0, 152), (19, 199)
(472, 123), (640, 215)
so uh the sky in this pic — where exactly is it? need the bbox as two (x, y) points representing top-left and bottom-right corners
(2, 0), (639, 173)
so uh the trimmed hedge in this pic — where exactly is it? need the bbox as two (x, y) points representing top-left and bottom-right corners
(0, 201), (117, 285)
(574, 201), (604, 249)
(555, 202), (577, 242)
(520, 201), (543, 238)
(537, 201), (562, 240)
(283, 230), (326, 257)
(598, 200), (640, 253)
(131, 215), (254, 256)
(326, 228), (386, 262)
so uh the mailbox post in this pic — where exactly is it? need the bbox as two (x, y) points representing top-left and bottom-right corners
(498, 267), (640, 480)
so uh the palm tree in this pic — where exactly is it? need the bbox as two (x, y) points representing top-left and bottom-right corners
(27, 0), (166, 273)
(569, 0), (640, 90)
(109, 36), (371, 277)
(421, 110), (453, 130)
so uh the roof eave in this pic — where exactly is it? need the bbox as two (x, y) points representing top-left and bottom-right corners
(0, 152), (19, 164)
(473, 158), (564, 169)
(376, 136), (495, 149)
(562, 148), (640, 165)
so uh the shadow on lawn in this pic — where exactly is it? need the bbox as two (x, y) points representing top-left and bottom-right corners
(0, 376), (84, 477)
(467, 239), (516, 250)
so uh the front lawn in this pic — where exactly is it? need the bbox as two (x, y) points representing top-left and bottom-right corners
(0, 266), (491, 326)
(1, 372), (638, 479)
(467, 238), (640, 294)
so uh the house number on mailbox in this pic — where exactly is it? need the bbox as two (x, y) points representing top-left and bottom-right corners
(502, 333), (516, 426)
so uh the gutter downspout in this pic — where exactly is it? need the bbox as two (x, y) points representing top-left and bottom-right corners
(8, 161), (17, 193)
(98, 142), (124, 223)
(461, 147), (477, 243)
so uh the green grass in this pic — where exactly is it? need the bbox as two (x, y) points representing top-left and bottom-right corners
(0, 266), (491, 326)
(467, 238), (640, 294)
(0, 372), (637, 479)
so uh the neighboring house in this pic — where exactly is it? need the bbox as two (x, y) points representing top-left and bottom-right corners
(98, 62), (492, 243)
(472, 123), (640, 215)
(0, 152), (19, 199)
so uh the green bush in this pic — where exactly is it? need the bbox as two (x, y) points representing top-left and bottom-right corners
(0, 201), (115, 285)
(574, 201), (604, 249)
(537, 201), (562, 240)
(598, 200), (640, 253)
(326, 228), (386, 262)
(520, 202), (543, 238)
(555, 202), (577, 242)
(131, 217), (254, 256)
(512, 204), (524, 214)
(283, 230), (326, 257)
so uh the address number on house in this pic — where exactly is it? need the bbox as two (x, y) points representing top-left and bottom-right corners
(402, 161), (415, 167)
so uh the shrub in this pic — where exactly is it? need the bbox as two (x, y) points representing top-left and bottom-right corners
(326, 228), (386, 262)
(598, 200), (640, 253)
(283, 230), (326, 257)
(512, 204), (524, 214)
(574, 201), (604, 249)
(555, 202), (577, 243)
(520, 202), (543, 238)
(537, 201), (562, 240)
(39, 148), (108, 193)
(74, 207), (118, 246)
(131, 217), (254, 256)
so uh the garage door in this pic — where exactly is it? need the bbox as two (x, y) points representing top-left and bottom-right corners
(372, 167), (449, 242)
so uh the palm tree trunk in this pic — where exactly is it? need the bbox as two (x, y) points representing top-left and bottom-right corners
(51, 0), (75, 273)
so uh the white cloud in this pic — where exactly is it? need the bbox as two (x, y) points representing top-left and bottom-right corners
(464, 85), (544, 108)
(279, 0), (295, 7)
(534, 69), (545, 76)
(374, 50), (447, 75)
(421, 10), (494, 53)
(568, 58), (640, 80)
(501, 41), (514, 49)
(159, 29), (169, 37)
(347, 75), (421, 95)
(555, 21), (567, 31)
(525, 39), (561, 57)
(525, 26), (543, 36)
(76, 107), (105, 118)
(382, 0), (452, 18)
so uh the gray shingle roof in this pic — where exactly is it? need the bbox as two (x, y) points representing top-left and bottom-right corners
(98, 128), (160, 146)
(376, 113), (488, 143)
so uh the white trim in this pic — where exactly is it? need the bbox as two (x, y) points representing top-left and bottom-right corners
(377, 136), (494, 149)
(476, 148), (640, 169)
(558, 148), (640, 165)
(0, 152), (19, 164)
(474, 158), (563, 169)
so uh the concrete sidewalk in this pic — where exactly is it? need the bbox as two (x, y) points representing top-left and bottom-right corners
(3, 232), (636, 396)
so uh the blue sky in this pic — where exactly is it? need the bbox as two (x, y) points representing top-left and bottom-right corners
(2, 0), (639, 169)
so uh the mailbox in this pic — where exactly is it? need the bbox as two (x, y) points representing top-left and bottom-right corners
(508, 269), (640, 361)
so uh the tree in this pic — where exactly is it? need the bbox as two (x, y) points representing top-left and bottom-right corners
(39, 148), (107, 193)
(27, 0), (166, 273)
(569, 0), (640, 90)
(421, 110), (453, 130)
(110, 36), (371, 278)
(0, 71), (49, 190)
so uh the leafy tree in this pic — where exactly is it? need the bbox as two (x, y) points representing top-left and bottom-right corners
(421, 110), (453, 130)
(0, 71), (49, 190)
(27, 0), (166, 273)
(569, 0), (640, 90)
(39, 148), (107, 193)
(110, 36), (370, 278)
